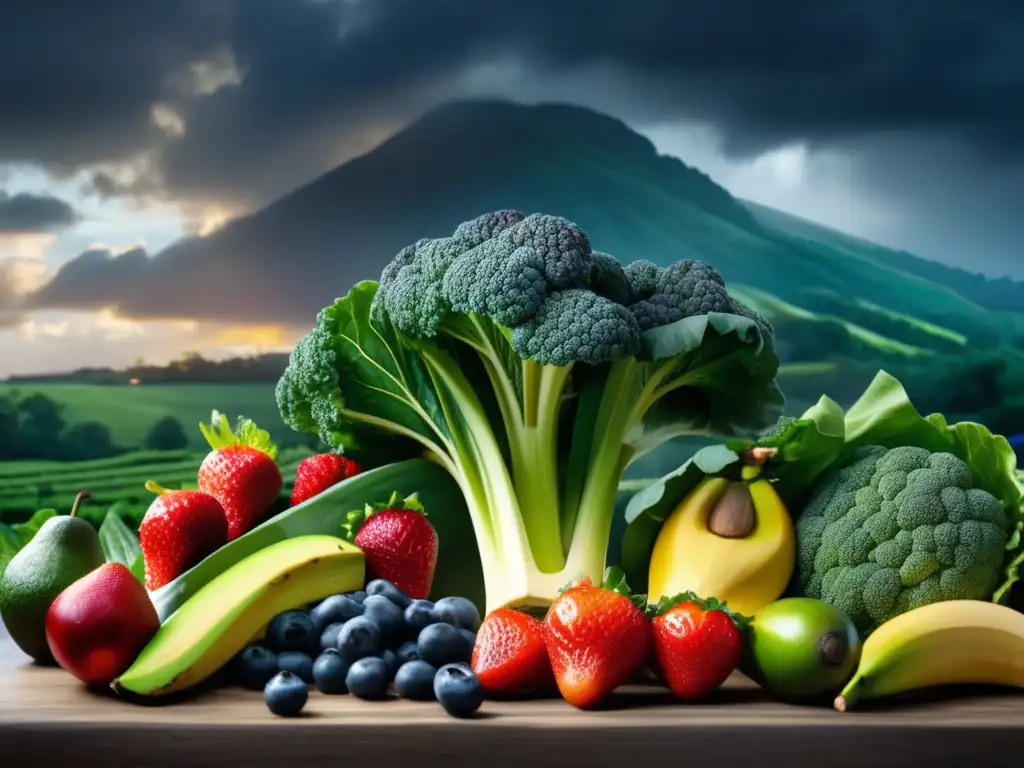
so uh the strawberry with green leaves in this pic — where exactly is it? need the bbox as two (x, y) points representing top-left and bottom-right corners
(648, 592), (750, 701)
(342, 492), (437, 600)
(198, 411), (282, 541)
(543, 568), (651, 709)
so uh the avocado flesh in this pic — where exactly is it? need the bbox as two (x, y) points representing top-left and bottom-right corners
(0, 515), (105, 664)
(116, 534), (364, 697)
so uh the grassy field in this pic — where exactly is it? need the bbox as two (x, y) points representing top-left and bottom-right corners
(0, 447), (314, 528)
(0, 382), (282, 449)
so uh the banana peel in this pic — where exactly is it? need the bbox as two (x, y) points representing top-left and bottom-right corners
(647, 464), (795, 616)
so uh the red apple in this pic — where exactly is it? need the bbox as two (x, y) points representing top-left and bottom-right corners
(45, 562), (160, 685)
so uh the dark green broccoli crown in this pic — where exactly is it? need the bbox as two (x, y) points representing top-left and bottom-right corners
(624, 259), (773, 337)
(372, 209), (771, 366)
(511, 288), (641, 367)
(796, 445), (1010, 635)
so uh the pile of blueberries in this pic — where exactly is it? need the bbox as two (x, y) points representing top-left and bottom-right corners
(231, 579), (485, 718)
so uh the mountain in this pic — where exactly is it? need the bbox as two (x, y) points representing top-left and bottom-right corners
(33, 99), (1024, 433)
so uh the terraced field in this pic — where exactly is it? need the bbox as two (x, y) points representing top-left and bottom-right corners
(0, 447), (315, 529)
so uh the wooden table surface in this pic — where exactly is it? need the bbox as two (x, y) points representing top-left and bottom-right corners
(0, 627), (1021, 768)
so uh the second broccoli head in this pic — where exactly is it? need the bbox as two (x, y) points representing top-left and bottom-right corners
(796, 445), (1012, 635)
(278, 209), (784, 612)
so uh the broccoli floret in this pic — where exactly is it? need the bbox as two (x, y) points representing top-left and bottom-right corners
(624, 258), (773, 337)
(511, 288), (641, 366)
(795, 445), (1011, 635)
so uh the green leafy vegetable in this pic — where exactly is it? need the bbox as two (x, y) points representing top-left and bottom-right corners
(99, 508), (145, 584)
(277, 210), (784, 611)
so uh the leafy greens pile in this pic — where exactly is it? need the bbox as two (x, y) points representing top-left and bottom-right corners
(277, 210), (784, 612)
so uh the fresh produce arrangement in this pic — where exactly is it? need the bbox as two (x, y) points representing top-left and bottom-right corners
(0, 209), (1022, 726)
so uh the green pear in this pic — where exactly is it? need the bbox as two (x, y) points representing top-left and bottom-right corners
(0, 492), (106, 664)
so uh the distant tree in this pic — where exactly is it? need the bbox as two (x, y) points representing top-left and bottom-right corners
(16, 394), (66, 456)
(145, 416), (190, 451)
(62, 421), (117, 460)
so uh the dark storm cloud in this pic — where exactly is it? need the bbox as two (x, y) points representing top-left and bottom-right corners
(3, 0), (1022, 195)
(157, 0), (1024, 199)
(0, 193), (76, 232)
(0, 0), (227, 167)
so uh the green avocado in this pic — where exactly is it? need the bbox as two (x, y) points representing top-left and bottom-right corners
(742, 597), (861, 701)
(0, 493), (106, 664)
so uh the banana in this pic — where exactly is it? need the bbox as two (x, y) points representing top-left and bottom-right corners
(647, 465), (795, 615)
(835, 600), (1024, 711)
(115, 535), (364, 697)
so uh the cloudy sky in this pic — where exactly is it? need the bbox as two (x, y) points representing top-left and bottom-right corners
(1, 0), (1022, 377)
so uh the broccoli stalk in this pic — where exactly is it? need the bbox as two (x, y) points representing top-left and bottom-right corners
(277, 211), (784, 612)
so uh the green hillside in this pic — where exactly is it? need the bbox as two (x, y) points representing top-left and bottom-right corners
(0, 383), (283, 449)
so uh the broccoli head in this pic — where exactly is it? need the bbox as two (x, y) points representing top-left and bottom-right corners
(795, 445), (1011, 635)
(372, 210), (771, 366)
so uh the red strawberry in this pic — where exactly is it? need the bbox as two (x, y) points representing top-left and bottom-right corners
(198, 411), (282, 540)
(650, 592), (749, 701)
(543, 573), (651, 709)
(291, 453), (362, 507)
(345, 493), (437, 600)
(471, 608), (554, 696)
(139, 482), (228, 591)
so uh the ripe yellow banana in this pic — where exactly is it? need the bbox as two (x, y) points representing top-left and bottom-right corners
(835, 600), (1024, 711)
(647, 466), (795, 616)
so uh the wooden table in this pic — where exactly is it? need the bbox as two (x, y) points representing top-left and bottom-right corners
(0, 632), (1020, 768)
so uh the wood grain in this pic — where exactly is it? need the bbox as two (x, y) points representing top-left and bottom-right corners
(0, 636), (1020, 767)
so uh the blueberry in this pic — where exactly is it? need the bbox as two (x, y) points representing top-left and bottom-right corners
(432, 597), (481, 631)
(458, 629), (476, 660)
(362, 594), (404, 642)
(396, 640), (420, 665)
(404, 599), (436, 633)
(266, 610), (318, 655)
(417, 622), (466, 668)
(310, 594), (363, 631)
(277, 651), (314, 683)
(231, 644), (278, 691)
(348, 590), (367, 605)
(312, 648), (350, 694)
(320, 622), (344, 651)
(394, 660), (437, 701)
(434, 663), (484, 718)
(264, 671), (308, 717)
(345, 657), (390, 700)
(335, 616), (381, 662)
(366, 579), (412, 608)
(380, 649), (400, 680)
